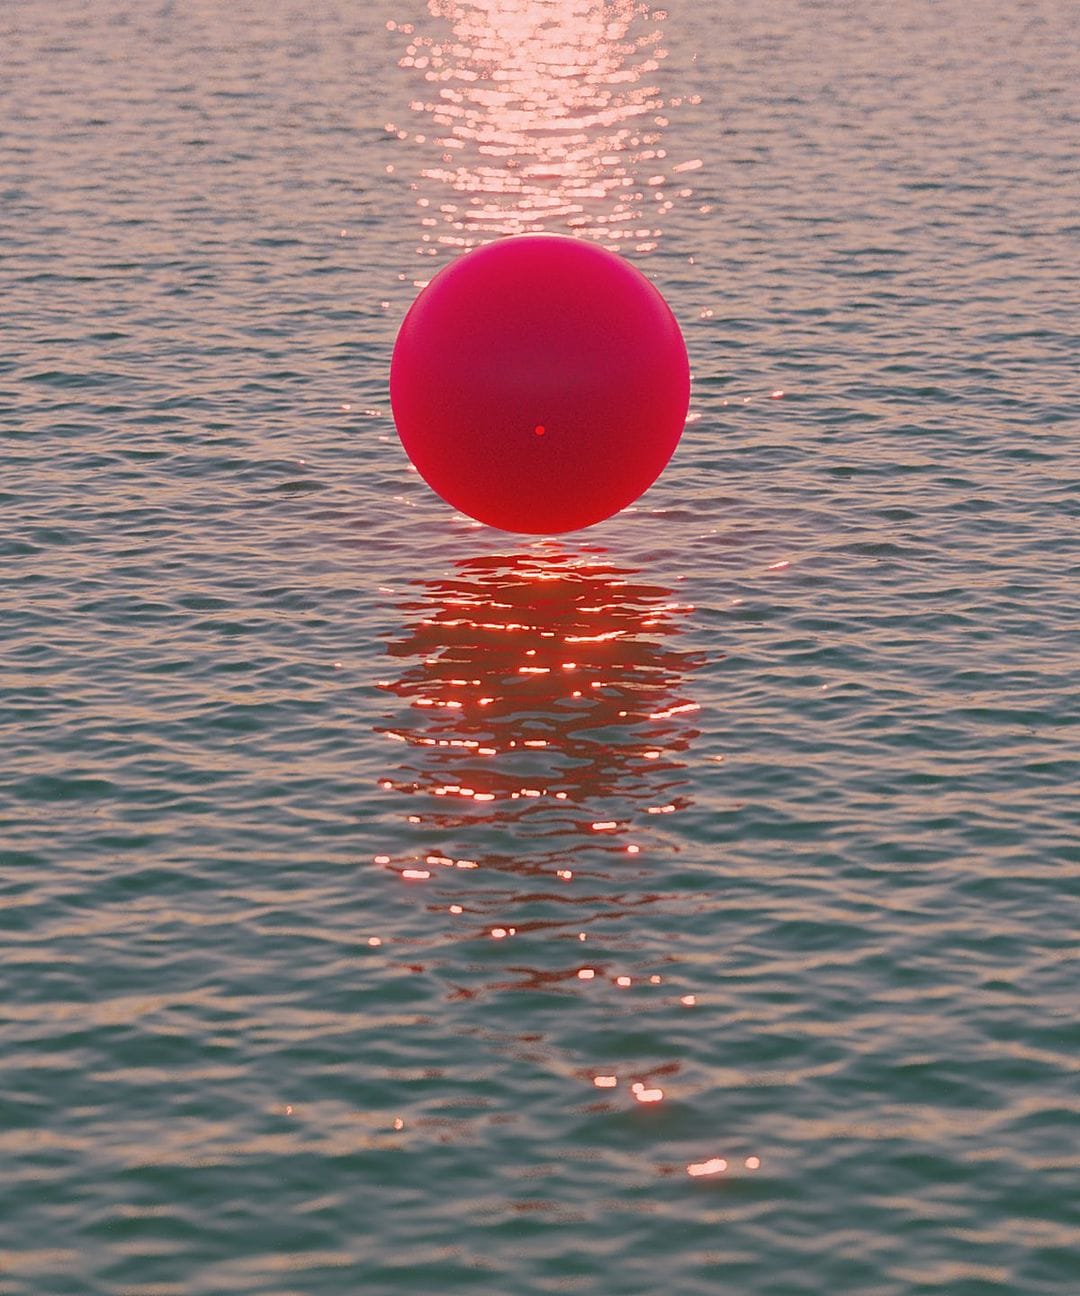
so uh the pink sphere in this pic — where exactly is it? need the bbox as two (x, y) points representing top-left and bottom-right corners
(390, 235), (689, 534)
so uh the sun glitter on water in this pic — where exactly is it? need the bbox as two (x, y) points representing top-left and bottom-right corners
(387, 0), (703, 252)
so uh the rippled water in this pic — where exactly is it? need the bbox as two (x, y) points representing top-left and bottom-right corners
(2, 1), (1077, 1293)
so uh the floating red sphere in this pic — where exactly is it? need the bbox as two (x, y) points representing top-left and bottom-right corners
(390, 235), (690, 534)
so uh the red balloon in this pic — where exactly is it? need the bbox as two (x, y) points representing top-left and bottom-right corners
(390, 235), (690, 534)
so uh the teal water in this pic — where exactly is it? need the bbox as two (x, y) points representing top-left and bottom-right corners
(2, 2), (1077, 1293)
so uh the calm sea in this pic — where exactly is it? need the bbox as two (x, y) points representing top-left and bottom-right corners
(2, 2), (1077, 1293)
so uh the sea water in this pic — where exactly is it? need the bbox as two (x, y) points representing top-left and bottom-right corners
(1, 2), (1076, 1292)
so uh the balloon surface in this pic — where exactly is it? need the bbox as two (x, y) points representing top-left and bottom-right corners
(390, 235), (689, 534)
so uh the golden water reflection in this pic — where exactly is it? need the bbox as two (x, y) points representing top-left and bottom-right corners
(388, 1), (701, 250)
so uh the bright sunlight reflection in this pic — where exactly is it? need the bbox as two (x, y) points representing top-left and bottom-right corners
(389, 0), (701, 249)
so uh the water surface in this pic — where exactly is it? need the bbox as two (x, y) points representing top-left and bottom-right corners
(1, 2), (1077, 1293)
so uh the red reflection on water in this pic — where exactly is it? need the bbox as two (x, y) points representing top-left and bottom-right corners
(376, 548), (701, 863)
(374, 546), (703, 1011)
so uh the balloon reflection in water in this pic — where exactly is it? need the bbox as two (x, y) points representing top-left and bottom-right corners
(389, 0), (701, 250)
(375, 549), (703, 928)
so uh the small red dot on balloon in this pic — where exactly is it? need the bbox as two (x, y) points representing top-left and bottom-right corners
(535, 425), (545, 436)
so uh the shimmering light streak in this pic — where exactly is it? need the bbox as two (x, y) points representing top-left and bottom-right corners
(564, 629), (625, 643)
(392, 0), (701, 250)
(687, 1157), (727, 1177)
(649, 702), (700, 720)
